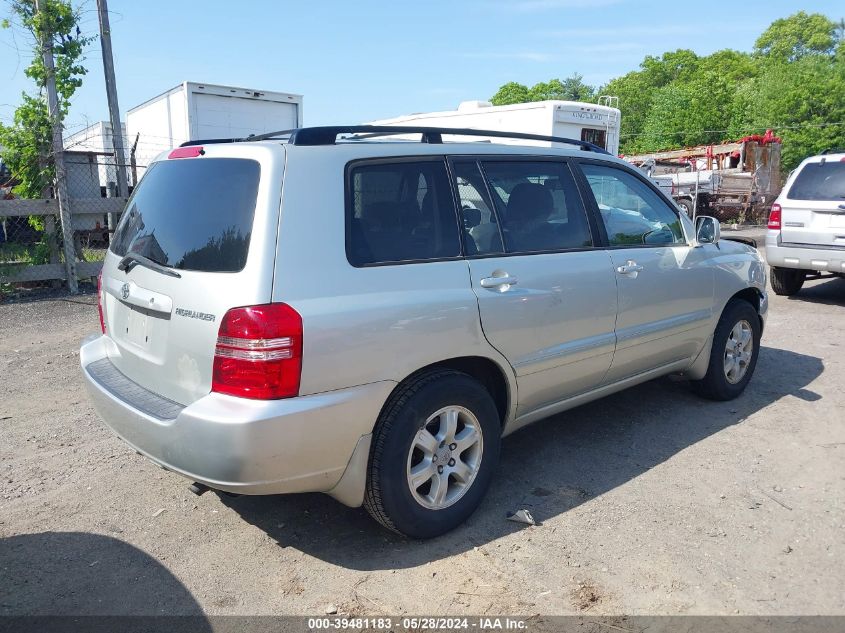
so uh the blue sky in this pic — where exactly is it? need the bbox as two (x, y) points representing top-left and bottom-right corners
(1, 0), (842, 135)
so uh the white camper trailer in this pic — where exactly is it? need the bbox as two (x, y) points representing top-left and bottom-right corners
(126, 82), (303, 174)
(371, 99), (621, 154)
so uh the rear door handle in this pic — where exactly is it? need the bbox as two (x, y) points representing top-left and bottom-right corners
(616, 260), (644, 275)
(480, 274), (518, 288)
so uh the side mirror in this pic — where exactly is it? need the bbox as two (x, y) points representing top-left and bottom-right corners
(696, 215), (720, 244)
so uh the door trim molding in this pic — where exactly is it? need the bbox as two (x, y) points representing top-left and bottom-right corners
(513, 331), (616, 376)
(615, 308), (712, 347)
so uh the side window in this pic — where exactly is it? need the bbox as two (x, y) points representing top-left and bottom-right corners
(347, 160), (461, 265)
(581, 163), (685, 247)
(481, 161), (593, 254)
(453, 161), (504, 256)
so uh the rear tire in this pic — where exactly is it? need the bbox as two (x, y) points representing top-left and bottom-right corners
(677, 198), (693, 218)
(770, 266), (805, 296)
(364, 369), (501, 539)
(691, 299), (761, 401)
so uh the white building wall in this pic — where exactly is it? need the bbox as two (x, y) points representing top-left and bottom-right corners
(64, 121), (130, 191)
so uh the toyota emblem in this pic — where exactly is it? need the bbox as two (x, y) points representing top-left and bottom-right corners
(121, 282), (130, 300)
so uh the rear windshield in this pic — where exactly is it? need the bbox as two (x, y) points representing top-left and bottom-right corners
(110, 158), (260, 272)
(787, 161), (845, 201)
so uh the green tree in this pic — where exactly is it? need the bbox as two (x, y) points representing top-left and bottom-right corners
(754, 11), (839, 61)
(601, 71), (653, 151)
(639, 49), (700, 85)
(561, 73), (595, 101)
(528, 74), (595, 101)
(730, 56), (845, 170)
(0, 0), (93, 199)
(698, 50), (758, 83)
(490, 81), (531, 106)
(600, 50), (701, 151)
(491, 12), (845, 168)
(635, 72), (734, 152)
(732, 11), (845, 170)
(490, 74), (595, 106)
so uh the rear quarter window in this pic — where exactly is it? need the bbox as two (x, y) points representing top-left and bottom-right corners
(787, 161), (845, 201)
(110, 158), (260, 273)
(346, 159), (461, 266)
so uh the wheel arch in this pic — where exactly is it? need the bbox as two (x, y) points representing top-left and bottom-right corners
(385, 356), (514, 430)
(688, 293), (763, 400)
(686, 287), (765, 381)
(326, 355), (514, 509)
(727, 287), (765, 334)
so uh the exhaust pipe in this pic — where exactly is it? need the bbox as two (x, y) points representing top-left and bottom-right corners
(189, 482), (209, 496)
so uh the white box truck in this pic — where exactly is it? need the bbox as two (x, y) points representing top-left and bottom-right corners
(370, 99), (621, 155)
(126, 82), (303, 173)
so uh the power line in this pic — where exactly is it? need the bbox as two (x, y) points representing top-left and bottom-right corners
(620, 120), (845, 139)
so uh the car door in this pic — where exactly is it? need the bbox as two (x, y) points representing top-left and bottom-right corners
(451, 158), (618, 416)
(576, 161), (714, 383)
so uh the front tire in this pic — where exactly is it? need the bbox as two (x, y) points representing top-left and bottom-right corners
(691, 299), (761, 401)
(770, 266), (805, 296)
(364, 369), (501, 539)
(677, 198), (694, 218)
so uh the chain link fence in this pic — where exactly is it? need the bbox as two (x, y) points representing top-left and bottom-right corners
(1, 147), (129, 300)
(0, 119), (197, 299)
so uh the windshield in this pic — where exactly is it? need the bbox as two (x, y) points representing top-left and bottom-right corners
(787, 161), (845, 201)
(110, 158), (260, 272)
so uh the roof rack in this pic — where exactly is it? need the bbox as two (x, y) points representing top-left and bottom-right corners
(180, 125), (611, 154)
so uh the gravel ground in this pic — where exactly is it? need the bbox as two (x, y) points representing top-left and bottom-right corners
(1, 237), (843, 617)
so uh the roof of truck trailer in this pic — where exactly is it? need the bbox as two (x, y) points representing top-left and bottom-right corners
(127, 81), (303, 114)
(371, 99), (620, 124)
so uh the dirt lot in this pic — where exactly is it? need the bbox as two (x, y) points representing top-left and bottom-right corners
(2, 239), (844, 617)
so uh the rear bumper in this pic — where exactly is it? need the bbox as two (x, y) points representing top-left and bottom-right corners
(765, 231), (845, 272)
(80, 335), (393, 497)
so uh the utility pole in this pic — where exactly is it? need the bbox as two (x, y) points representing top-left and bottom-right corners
(35, 0), (78, 294)
(96, 0), (129, 229)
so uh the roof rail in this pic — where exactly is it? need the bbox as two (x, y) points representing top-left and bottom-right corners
(180, 137), (247, 147)
(182, 126), (611, 154)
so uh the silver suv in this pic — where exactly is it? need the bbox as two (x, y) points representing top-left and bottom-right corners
(81, 126), (768, 538)
(766, 151), (845, 295)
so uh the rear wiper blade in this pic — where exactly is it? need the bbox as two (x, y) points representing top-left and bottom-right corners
(117, 252), (181, 278)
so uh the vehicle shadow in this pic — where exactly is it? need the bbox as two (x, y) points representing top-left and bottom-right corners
(223, 345), (823, 571)
(0, 531), (209, 623)
(788, 276), (845, 306)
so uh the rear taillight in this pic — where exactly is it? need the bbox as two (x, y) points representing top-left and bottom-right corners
(767, 203), (782, 230)
(211, 303), (303, 400)
(97, 270), (106, 333)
